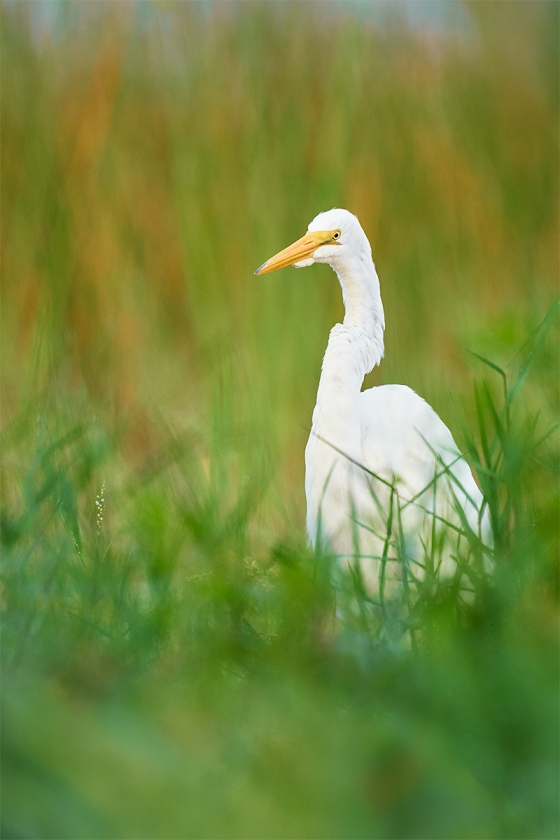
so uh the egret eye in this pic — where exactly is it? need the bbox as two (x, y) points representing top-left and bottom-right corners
(333, 231), (341, 241)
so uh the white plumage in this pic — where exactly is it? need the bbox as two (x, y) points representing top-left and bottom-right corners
(256, 209), (490, 595)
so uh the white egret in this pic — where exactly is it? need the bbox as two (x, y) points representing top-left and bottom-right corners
(256, 209), (490, 596)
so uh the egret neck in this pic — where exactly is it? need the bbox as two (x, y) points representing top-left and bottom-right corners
(312, 251), (385, 459)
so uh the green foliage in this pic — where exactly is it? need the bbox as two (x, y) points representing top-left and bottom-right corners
(1, 3), (558, 838)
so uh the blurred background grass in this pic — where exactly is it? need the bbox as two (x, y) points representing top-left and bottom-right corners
(1, 2), (558, 838)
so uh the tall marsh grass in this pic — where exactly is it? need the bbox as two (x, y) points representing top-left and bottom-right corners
(1, 2), (558, 837)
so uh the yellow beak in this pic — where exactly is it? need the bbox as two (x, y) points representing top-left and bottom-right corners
(254, 230), (333, 275)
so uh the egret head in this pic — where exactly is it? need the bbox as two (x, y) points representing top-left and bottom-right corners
(254, 208), (369, 275)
